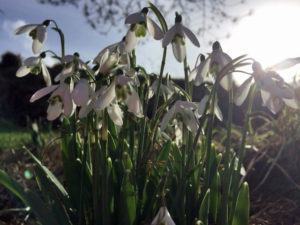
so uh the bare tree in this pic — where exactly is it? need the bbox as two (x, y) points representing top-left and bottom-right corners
(37, 0), (253, 38)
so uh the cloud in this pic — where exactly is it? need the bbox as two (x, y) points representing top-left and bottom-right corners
(2, 19), (32, 53)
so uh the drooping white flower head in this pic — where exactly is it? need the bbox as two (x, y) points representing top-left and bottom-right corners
(196, 95), (223, 121)
(90, 75), (143, 125)
(162, 12), (200, 62)
(30, 80), (74, 120)
(151, 207), (176, 225)
(189, 54), (214, 86)
(124, 7), (164, 53)
(16, 53), (51, 86)
(54, 53), (93, 82)
(234, 61), (298, 113)
(14, 20), (49, 54)
(200, 42), (233, 90)
(161, 100), (199, 133)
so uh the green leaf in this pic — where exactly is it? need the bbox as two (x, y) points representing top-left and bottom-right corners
(210, 172), (220, 223)
(156, 140), (171, 162)
(199, 188), (210, 225)
(232, 182), (250, 225)
(119, 171), (136, 225)
(148, 1), (168, 33)
(0, 169), (60, 225)
(24, 147), (69, 198)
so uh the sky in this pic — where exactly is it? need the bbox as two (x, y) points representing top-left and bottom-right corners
(1, 0), (300, 83)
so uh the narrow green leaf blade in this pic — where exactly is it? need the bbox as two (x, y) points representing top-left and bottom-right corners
(232, 182), (250, 225)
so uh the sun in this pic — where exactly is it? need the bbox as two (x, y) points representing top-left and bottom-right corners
(223, 1), (300, 83)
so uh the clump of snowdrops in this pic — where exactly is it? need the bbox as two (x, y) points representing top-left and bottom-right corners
(1, 2), (299, 225)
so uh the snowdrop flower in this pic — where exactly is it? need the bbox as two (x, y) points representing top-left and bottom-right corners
(29, 81), (74, 120)
(196, 95), (223, 121)
(162, 12), (200, 62)
(16, 54), (51, 86)
(148, 79), (175, 99)
(234, 61), (297, 114)
(161, 100), (199, 133)
(151, 207), (176, 225)
(55, 53), (93, 82)
(189, 54), (214, 86)
(124, 7), (163, 53)
(89, 75), (143, 126)
(14, 20), (49, 54)
(194, 41), (232, 90)
(93, 48), (120, 76)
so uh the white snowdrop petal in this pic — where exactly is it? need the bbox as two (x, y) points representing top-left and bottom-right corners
(41, 61), (52, 86)
(16, 66), (31, 77)
(197, 95), (209, 117)
(14, 24), (38, 35)
(162, 24), (180, 47)
(219, 73), (233, 91)
(125, 12), (145, 24)
(72, 79), (90, 106)
(195, 58), (210, 86)
(47, 101), (63, 121)
(124, 30), (139, 53)
(94, 82), (116, 111)
(183, 110), (199, 133)
(30, 85), (59, 102)
(32, 38), (43, 54)
(182, 25), (200, 47)
(24, 56), (40, 66)
(234, 76), (253, 106)
(177, 100), (197, 110)
(146, 17), (163, 40)
(214, 103), (223, 121)
(260, 89), (271, 107)
(172, 40), (185, 62)
(161, 105), (176, 131)
(107, 103), (123, 126)
(283, 97), (298, 109)
(62, 84), (73, 118)
(268, 57), (300, 71)
(36, 25), (46, 43)
(125, 89), (143, 117)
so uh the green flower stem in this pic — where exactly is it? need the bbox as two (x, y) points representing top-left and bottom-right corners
(100, 110), (109, 225)
(50, 20), (65, 57)
(229, 84), (256, 225)
(152, 47), (167, 118)
(78, 115), (90, 225)
(204, 83), (218, 190)
(220, 84), (234, 225)
(183, 57), (191, 96)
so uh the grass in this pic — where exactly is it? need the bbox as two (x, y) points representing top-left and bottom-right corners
(0, 119), (31, 150)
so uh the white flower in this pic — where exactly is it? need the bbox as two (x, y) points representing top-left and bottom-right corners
(90, 75), (143, 125)
(151, 207), (176, 225)
(124, 7), (163, 53)
(234, 61), (298, 114)
(162, 13), (200, 62)
(189, 54), (214, 86)
(161, 100), (199, 133)
(14, 21), (49, 54)
(30, 81), (74, 120)
(16, 55), (51, 86)
(194, 41), (232, 90)
(94, 48), (120, 75)
(148, 79), (175, 99)
(55, 53), (93, 82)
(196, 95), (223, 121)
